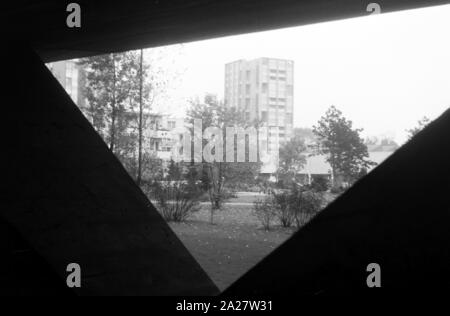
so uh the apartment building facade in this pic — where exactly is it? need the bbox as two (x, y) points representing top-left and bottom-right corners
(225, 58), (294, 173)
(144, 113), (186, 162)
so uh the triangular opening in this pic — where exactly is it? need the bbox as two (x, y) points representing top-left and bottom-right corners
(46, 4), (450, 291)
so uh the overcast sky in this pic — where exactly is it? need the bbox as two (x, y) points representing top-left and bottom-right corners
(149, 4), (450, 145)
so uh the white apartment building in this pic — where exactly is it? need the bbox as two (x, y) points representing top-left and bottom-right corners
(225, 58), (294, 173)
(144, 113), (186, 162)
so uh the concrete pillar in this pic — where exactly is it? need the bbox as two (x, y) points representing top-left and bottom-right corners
(0, 42), (218, 296)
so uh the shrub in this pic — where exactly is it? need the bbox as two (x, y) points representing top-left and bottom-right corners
(271, 185), (324, 229)
(253, 198), (277, 231)
(292, 190), (323, 228)
(272, 192), (296, 228)
(330, 186), (345, 195)
(151, 181), (200, 222)
(310, 175), (330, 192)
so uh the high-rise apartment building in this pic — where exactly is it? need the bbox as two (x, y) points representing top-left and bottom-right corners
(225, 58), (294, 173)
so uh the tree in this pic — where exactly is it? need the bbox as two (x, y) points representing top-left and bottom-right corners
(186, 95), (261, 222)
(141, 153), (164, 182)
(167, 159), (182, 181)
(79, 52), (142, 170)
(310, 175), (330, 192)
(407, 116), (431, 140)
(79, 48), (176, 183)
(313, 106), (375, 187)
(79, 52), (143, 153)
(135, 48), (174, 185)
(277, 134), (307, 185)
(137, 49), (145, 185)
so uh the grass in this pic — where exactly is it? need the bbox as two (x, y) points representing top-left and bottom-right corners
(162, 191), (339, 291)
(168, 204), (295, 291)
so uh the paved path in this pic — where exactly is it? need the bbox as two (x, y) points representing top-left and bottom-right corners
(150, 201), (255, 207)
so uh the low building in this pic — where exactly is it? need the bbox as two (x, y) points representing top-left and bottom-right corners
(297, 151), (396, 185)
(144, 113), (186, 169)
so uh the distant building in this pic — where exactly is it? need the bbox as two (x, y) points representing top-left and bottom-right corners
(144, 113), (186, 163)
(47, 60), (86, 110)
(225, 58), (294, 174)
(297, 150), (396, 185)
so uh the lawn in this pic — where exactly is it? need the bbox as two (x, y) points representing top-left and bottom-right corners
(169, 204), (295, 291)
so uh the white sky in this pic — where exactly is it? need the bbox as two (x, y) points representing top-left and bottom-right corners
(149, 4), (450, 145)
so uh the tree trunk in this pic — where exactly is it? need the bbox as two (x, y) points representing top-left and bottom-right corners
(137, 49), (144, 186)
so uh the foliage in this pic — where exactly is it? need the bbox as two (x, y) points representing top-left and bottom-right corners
(186, 95), (261, 213)
(79, 52), (143, 152)
(167, 159), (182, 181)
(270, 185), (323, 228)
(141, 153), (164, 181)
(310, 175), (330, 192)
(200, 166), (212, 193)
(79, 49), (175, 183)
(150, 181), (200, 222)
(330, 186), (345, 195)
(277, 136), (307, 186)
(272, 192), (296, 228)
(292, 189), (323, 228)
(183, 165), (206, 200)
(406, 116), (431, 140)
(313, 106), (376, 186)
(253, 198), (277, 231)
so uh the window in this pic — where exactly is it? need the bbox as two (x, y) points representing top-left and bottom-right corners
(262, 83), (268, 94)
(286, 113), (293, 124)
(261, 111), (268, 122)
(286, 85), (293, 96)
(245, 98), (250, 109)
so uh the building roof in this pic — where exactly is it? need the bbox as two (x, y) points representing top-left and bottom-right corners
(298, 152), (394, 175)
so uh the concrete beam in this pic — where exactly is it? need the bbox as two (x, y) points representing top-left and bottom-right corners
(2, 0), (449, 62)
